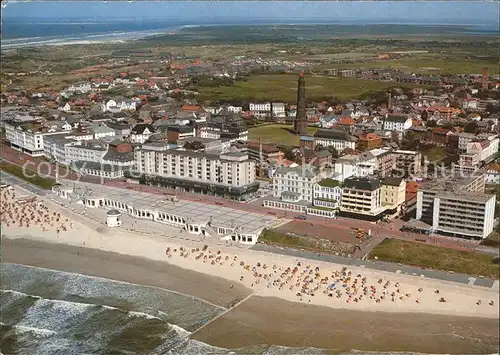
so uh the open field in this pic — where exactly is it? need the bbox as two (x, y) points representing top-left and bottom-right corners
(370, 239), (500, 279)
(195, 74), (427, 103)
(0, 161), (55, 189)
(248, 124), (317, 146)
(423, 147), (447, 162)
(259, 229), (356, 256)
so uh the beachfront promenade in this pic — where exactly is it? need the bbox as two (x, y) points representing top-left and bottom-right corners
(1, 170), (498, 291)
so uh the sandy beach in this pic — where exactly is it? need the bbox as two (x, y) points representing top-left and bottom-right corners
(1, 187), (499, 319)
(1, 186), (500, 352)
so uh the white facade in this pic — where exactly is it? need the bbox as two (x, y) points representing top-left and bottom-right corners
(314, 137), (356, 152)
(416, 189), (495, 239)
(67, 82), (92, 94)
(134, 146), (256, 188)
(249, 102), (271, 118)
(485, 169), (500, 184)
(383, 116), (413, 132)
(102, 99), (137, 113)
(200, 126), (221, 140)
(272, 165), (320, 203)
(272, 103), (286, 118)
(130, 127), (154, 144)
(313, 183), (342, 209)
(5, 122), (67, 157)
(334, 154), (376, 182)
(227, 106), (243, 113)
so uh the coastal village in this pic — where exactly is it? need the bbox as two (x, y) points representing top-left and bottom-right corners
(1, 49), (499, 275)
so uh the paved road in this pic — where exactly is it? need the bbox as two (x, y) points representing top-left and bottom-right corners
(0, 171), (48, 196)
(1, 144), (498, 257)
(252, 244), (498, 289)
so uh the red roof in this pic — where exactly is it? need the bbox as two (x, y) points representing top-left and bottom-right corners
(338, 117), (356, 126)
(181, 105), (201, 111)
(360, 133), (380, 141)
(432, 127), (450, 134)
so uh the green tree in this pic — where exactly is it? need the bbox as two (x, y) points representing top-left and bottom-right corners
(464, 121), (479, 133)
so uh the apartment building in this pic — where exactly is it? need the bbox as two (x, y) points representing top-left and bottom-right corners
(339, 176), (386, 221)
(381, 177), (407, 213)
(134, 144), (258, 199)
(370, 148), (396, 178)
(416, 174), (495, 239)
(313, 129), (357, 153)
(5, 121), (69, 157)
(393, 150), (422, 176)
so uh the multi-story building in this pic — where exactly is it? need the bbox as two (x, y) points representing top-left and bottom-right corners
(370, 148), (396, 178)
(133, 144), (258, 200)
(381, 177), (407, 213)
(313, 178), (342, 209)
(334, 152), (376, 182)
(5, 121), (68, 157)
(263, 165), (337, 218)
(454, 137), (499, 174)
(245, 141), (284, 162)
(383, 115), (412, 132)
(416, 174), (495, 239)
(357, 133), (383, 151)
(393, 150), (422, 176)
(340, 176), (386, 221)
(249, 102), (271, 118)
(313, 129), (357, 153)
(485, 163), (500, 184)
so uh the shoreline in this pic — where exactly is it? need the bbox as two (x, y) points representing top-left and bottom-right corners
(0, 185), (499, 320)
(2, 238), (499, 354)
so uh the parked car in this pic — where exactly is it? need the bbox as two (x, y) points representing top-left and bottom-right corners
(294, 215), (307, 220)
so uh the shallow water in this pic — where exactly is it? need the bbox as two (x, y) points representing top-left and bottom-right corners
(0, 263), (330, 355)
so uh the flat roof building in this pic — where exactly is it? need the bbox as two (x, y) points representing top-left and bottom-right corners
(416, 174), (495, 239)
(53, 181), (276, 245)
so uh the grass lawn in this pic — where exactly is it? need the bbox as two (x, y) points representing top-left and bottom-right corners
(0, 161), (56, 189)
(248, 124), (317, 146)
(195, 74), (426, 103)
(370, 239), (499, 279)
(314, 58), (498, 75)
(423, 147), (447, 162)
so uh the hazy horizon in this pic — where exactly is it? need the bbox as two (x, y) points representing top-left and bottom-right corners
(3, 1), (499, 26)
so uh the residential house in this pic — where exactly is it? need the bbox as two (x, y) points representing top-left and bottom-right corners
(320, 114), (339, 129)
(425, 127), (451, 146)
(485, 163), (500, 184)
(130, 124), (156, 144)
(166, 125), (194, 143)
(383, 115), (412, 132)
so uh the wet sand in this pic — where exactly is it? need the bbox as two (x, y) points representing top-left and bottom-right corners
(194, 296), (500, 354)
(1, 238), (250, 308)
(2, 238), (499, 354)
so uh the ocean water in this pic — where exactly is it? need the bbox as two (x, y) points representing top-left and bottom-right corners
(0, 263), (329, 355)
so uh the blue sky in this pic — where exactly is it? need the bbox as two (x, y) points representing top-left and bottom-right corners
(3, 1), (499, 24)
